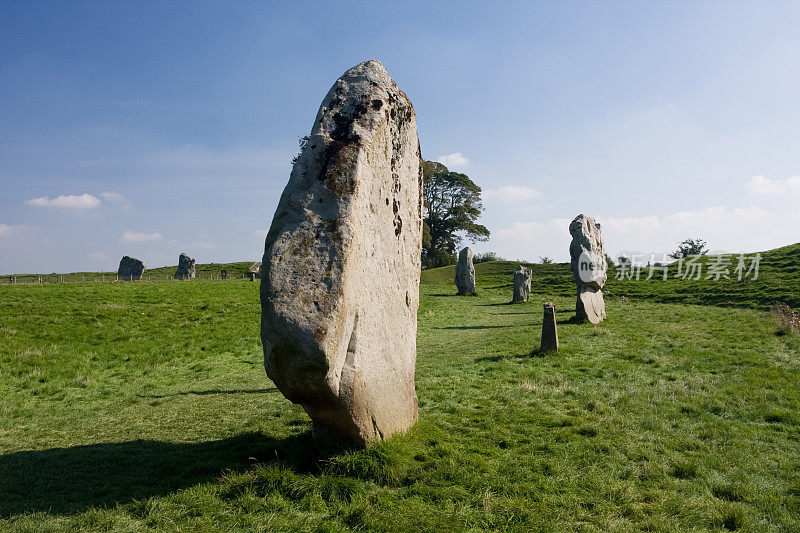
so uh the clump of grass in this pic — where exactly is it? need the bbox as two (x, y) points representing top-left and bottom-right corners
(712, 482), (748, 502)
(770, 301), (800, 335)
(670, 460), (698, 479)
(324, 441), (409, 486)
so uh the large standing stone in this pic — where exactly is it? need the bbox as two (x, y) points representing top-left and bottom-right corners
(540, 302), (558, 352)
(118, 256), (145, 281)
(174, 253), (196, 280)
(569, 214), (607, 323)
(512, 265), (531, 303)
(455, 247), (476, 295)
(260, 60), (422, 447)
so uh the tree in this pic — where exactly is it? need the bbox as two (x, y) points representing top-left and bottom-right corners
(539, 256), (553, 264)
(422, 161), (489, 268)
(669, 238), (708, 259)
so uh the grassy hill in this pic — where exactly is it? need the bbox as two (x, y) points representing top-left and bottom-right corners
(0, 247), (799, 530)
(424, 242), (800, 310)
(2, 261), (259, 284)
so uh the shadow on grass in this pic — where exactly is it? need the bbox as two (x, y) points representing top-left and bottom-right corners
(437, 324), (513, 330)
(0, 430), (330, 517)
(475, 349), (547, 362)
(141, 388), (277, 399)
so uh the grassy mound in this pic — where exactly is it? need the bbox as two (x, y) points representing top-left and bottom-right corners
(424, 242), (800, 310)
(1, 255), (799, 530)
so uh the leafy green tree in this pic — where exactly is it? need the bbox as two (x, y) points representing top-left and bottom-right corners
(669, 238), (708, 259)
(422, 161), (489, 268)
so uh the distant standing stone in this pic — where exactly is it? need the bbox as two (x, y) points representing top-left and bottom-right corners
(174, 253), (196, 280)
(248, 271), (257, 281)
(260, 60), (422, 447)
(540, 302), (559, 352)
(569, 214), (607, 324)
(250, 262), (262, 280)
(220, 269), (228, 280)
(512, 265), (531, 303)
(455, 247), (476, 295)
(117, 256), (145, 281)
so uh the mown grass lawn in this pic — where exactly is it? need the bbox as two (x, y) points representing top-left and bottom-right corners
(1, 265), (799, 531)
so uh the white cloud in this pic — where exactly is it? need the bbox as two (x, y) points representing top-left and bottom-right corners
(121, 230), (163, 242)
(0, 224), (31, 239)
(192, 241), (214, 249)
(745, 175), (800, 196)
(25, 193), (101, 209)
(488, 206), (800, 263)
(254, 229), (268, 238)
(436, 152), (469, 170)
(483, 185), (543, 202)
(89, 251), (107, 261)
(100, 191), (127, 202)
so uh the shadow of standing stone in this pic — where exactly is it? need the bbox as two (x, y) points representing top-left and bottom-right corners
(540, 302), (559, 352)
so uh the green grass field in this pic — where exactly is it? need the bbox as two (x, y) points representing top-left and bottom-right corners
(1, 249), (799, 531)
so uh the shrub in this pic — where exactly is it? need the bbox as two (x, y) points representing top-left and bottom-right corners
(474, 251), (505, 263)
(770, 302), (800, 335)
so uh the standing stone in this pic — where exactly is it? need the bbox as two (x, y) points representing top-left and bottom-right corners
(117, 256), (145, 281)
(250, 262), (262, 280)
(174, 253), (196, 280)
(540, 302), (558, 352)
(455, 247), (476, 295)
(220, 269), (228, 280)
(569, 214), (607, 323)
(248, 271), (257, 282)
(9, 276), (14, 285)
(512, 265), (532, 303)
(260, 60), (422, 447)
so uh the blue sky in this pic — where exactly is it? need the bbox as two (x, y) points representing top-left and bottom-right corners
(2, 1), (800, 273)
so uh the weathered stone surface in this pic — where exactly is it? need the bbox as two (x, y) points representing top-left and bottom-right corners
(455, 247), (476, 295)
(260, 60), (422, 447)
(569, 214), (607, 323)
(248, 271), (257, 282)
(118, 256), (145, 281)
(512, 265), (531, 303)
(174, 253), (196, 280)
(540, 302), (559, 352)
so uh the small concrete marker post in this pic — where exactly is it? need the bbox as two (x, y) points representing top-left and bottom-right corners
(540, 302), (559, 352)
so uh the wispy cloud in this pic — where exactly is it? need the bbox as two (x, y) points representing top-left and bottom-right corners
(483, 185), (543, 202)
(492, 206), (800, 262)
(254, 229), (268, 238)
(745, 175), (800, 196)
(121, 230), (163, 242)
(89, 251), (107, 261)
(436, 152), (469, 170)
(25, 193), (101, 209)
(100, 191), (127, 203)
(192, 241), (214, 249)
(0, 224), (32, 239)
